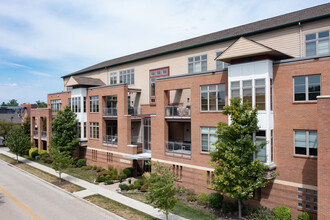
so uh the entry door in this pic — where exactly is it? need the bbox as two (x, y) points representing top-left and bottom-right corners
(142, 118), (151, 152)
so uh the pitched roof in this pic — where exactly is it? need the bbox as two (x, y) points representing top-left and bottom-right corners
(216, 37), (292, 63)
(63, 3), (330, 78)
(65, 76), (105, 87)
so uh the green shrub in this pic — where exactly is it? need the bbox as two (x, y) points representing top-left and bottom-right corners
(247, 206), (274, 220)
(128, 184), (135, 190)
(104, 180), (114, 185)
(38, 150), (47, 156)
(140, 183), (150, 192)
(40, 153), (52, 163)
(123, 167), (133, 177)
(119, 184), (129, 191)
(128, 178), (132, 184)
(273, 206), (291, 220)
(187, 194), (197, 202)
(29, 148), (38, 158)
(186, 188), (196, 196)
(133, 179), (144, 190)
(96, 166), (103, 172)
(118, 173), (127, 182)
(197, 193), (209, 206)
(81, 165), (93, 170)
(208, 193), (223, 208)
(221, 201), (237, 214)
(76, 159), (86, 168)
(98, 169), (111, 177)
(93, 165), (97, 170)
(111, 174), (118, 180)
(298, 212), (312, 220)
(96, 176), (107, 183)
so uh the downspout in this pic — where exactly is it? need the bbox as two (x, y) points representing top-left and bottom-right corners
(298, 22), (303, 57)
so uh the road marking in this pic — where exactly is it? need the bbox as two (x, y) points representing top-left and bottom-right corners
(0, 185), (42, 220)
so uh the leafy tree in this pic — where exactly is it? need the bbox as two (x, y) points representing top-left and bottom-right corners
(22, 116), (31, 136)
(50, 106), (79, 155)
(36, 100), (47, 108)
(4, 99), (19, 106)
(146, 162), (182, 220)
(50, 147), (73, 182)
(0, 120), (14, 138)
(210, 98), (274, 219)
(4, 126), (31, 163)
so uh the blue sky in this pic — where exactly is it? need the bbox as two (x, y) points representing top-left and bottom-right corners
(0, 0), (328, 104)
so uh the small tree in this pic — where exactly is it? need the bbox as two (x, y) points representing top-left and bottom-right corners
(22, 116), (31, 136)
(210, 98), (273, 219)
(4, 126), (31, 163)
(146, 162), (182, 220)
(0, 120), (14, 139)
(50, 147), (73, 182)
(36, 100), (47, 108)
(50, 106), (79, 155)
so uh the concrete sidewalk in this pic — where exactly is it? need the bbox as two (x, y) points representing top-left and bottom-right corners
(0, 148), (186, 220)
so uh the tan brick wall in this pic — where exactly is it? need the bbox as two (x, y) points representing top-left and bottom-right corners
(317, 96), (330, 220)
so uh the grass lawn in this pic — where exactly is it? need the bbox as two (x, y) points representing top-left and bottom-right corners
(84, 194), (157, 220)
(124, 193), (218, 220)
(0, 154), (84, 193)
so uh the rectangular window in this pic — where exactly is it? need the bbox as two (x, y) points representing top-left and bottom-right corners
(201, 127), (217, 152)
(255, 130), (267, 163)
(243, 80), (252, 107)
(71, 97), (81, 113)
(188, 55), (207, 73)
(77, 122), (81, 138)
(107, 152), (113, 162)
(110, 72), (117, 85)
(216, 52), (229, 70)
(89, 96), (99, 113)
(50, 100), (61, 113)
(294, 130), (317, 156)
(231, 81), (240, 99)
(92, 150), (97, 161)
(119, 69), (134, 85)
(200, 84), (225, 111)
(89, 122), (99, 139)
(207, 171), (214, 186)
(255, 79), (265, 110)
(83, 97), (86, 112)
(294, 75), (321, 101)
(305, 30), (330, 56)
(83, 122), (86, 138)
(150, 67), (169, 103)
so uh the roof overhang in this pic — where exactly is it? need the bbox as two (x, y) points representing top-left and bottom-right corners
(216, 37), (292, 63)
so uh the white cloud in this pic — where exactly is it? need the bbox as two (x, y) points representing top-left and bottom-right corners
(0, 83), (17, 87)
(29, 70), (52, 77)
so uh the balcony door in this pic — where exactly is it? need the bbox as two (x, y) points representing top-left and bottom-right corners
(142, 118), (151, 152)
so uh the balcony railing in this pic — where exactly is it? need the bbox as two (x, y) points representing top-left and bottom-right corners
(165, 141), (191, 158)
(41, 131), (47, 139)
(33, 130), (38, 138)
(103, 135), (118, 145)
(131, 135), (142, 145)
(165, 106), (191, 118)
(103, 108), (117, 117)
(128, 107), (141, 116)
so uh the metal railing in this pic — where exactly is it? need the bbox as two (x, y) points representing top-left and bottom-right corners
(128, 107), (141, 116)
(165, 106), (191, 117)
(41, 131), (47, 139)
(103, 108), (117, 117)
(103, 135), (118, 145)
(33, 130), (38, 138)
(165, 141), (191, 157)
(131, 135), (142, 145)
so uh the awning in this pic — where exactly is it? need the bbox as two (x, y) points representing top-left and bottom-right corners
(123, 152), (151, 160)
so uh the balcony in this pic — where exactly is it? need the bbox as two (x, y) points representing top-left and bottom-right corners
(33, 130), (38, 138)
(41, 131), (47, 140)
(165, 141), (191, 158)
(103, 135), (118, 146)
(128, 107), (141, 117)
(103, 108), (117, 118)
(165, 106), (191, 119)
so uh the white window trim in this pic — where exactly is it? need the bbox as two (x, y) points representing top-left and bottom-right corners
(293, 130), (317, 157)
(305, 30), (330, 56)
(293, 74), (321, 102)
(200, 84), (226, 112)
(200, 127), (217, 153)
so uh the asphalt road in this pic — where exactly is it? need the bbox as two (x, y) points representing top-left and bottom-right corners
(0, 160), (119, 220)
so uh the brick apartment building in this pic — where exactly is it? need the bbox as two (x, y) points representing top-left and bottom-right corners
(31, 4), (330, 219)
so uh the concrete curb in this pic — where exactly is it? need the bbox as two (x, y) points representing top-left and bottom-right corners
(0, 158), (125, 220)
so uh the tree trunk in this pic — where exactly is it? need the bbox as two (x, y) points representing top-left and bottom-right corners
(165, 208), (168, 220)
(238, 198), (242, 219)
